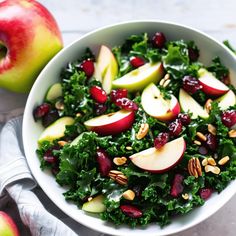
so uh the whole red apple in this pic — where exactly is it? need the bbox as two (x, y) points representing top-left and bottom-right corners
(0, 211), (19, 236)
(0, 0), (63, 93)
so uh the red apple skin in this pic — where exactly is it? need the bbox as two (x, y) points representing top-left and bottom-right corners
(86, 111), (135, 136)
(0, 0), (63, 93)
(155, 101), (181, 121)
(130, 139), (186, 173)
(199, 80), (229, 96)
(0, 211), (19, 236)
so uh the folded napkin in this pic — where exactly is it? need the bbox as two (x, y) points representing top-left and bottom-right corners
(0, 117), (100, 236)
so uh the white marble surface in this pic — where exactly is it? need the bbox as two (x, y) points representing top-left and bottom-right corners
(1, 0), (236, 235)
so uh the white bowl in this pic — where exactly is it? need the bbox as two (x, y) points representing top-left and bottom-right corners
(23, 21), (236, 236)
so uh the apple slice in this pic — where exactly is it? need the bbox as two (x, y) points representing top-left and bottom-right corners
(82, 195), (106, 213)
(198, 68), (229, 96)
(45, 83), (62, 102)
(38, 117), (74, 144)
(141, 83), (180, 121)
(84, 109), (135, 136)
(130, 137), (186, 173)
(179, 89), (209, 119)
(94, 45), (118, 94)
(215, 90), (236, 110)
(112, 62), (164, 92)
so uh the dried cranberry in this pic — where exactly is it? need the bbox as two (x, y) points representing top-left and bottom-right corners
(170, 174), (184, 198)
(96, 149), (112, 176)
(221, 75), (230, 85)
(152, 32), (166, 49)
(178, 113), (191, 126)
(115, 98), (138, 111)
(42, 110), (59, 127)
(95, 103), (107, 115)
(154, 132), (169, 149)
(221, 110), (236, 127)
(79, 59), (94, 77)
(33, 103), (51, 120)
(90, 86), (107, 104)
(198, 146), (208, 155)
(130, 56), (145, 68)
(168, 119), (182, 137)
(51, 166), (60, 176)
(43, 147), (59, 164)
(205, 133), (217, 151)
(188, 47), (199, 62)
(182, 76), (202, 94)
(110, 89), (128, 102)
(120, 205), (143, 218)
(199, 188), (213, 200)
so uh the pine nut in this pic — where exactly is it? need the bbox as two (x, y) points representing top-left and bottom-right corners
(208, 124), (217, 135)
(218, 156), (230, 165)
(196, 132), (207, 141)
(194, 140), (201, 146)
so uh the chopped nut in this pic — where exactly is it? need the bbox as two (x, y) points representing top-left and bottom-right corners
(55, 100), (65, 110)
(164, 73), (170, 81)
(76, 112), (82, 117)
(204, 99), (213, 113)
(122, 190), (135, 200)
(196, 132), (207, 141)
(113, 157), (127, 166)
(126, 146), (133, 150)
(136, 123), (149, 140)
(208, 124), (217, 135)
(188, 157), (202, 178)
(58, 140), (68, 147)
(159, 78), (165, 86)
(205, 165), (221, 175)
(228, 129), (236, 138)
(218, 156), (230, 165)
(88, 197), (93, 202)
(194, 140), (201, 146)
(163, 79), (171, 88)
(202, 158), (208, 166)
(182, 193), (189, 200)
(207, 157), (216, 166)
(108, 170), (128, 185)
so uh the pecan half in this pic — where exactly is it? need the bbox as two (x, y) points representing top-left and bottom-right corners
(188, 157), (202, 178)
(108, 170), (128, 185)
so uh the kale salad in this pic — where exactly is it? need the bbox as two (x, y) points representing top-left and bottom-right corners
(34, 31), (236, 227)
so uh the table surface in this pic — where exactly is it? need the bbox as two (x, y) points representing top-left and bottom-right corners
(1, 0), (236, 235)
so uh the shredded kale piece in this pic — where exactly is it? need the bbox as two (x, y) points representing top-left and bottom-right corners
(223, 40), (236, 54)
(36, 33), (236, 228)
(207, 57), (229, 79)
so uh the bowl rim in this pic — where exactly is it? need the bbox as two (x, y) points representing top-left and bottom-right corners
(23, 20), (236, 236)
